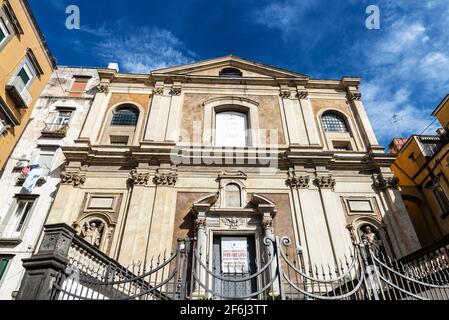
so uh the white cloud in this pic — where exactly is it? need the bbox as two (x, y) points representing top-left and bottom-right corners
(253, 0), (317, 40)
(357, 5), (449, 144)
(81, 22), (196, 73)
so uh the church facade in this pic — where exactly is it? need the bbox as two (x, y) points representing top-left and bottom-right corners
(41, 56), (420, 275)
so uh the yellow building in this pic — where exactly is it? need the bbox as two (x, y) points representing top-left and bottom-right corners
(391, 95), (449, 247)
(0, 0), (56, 172)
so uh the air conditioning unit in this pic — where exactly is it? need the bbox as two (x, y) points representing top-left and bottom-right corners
(6, 76), (32, 107)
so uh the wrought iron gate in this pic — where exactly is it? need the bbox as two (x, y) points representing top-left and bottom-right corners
(33, 224), (448, 300)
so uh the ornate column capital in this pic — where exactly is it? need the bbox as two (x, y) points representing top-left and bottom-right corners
(153, 172), (178, 186)
(195, 217), (207, 231)
(347, 91), (362, 102)
(96, 83), (110, 94)
(128, 169), (150, 186)
(261, 217), (274, 231)
(296, 90), (309, 100)
(169, 87), (182, 96)
(372, 174), (400, 191)
(314, 175), (336, 190)
(286, 171), (310, 189)
(153, 87), (164, 95)
(61, 171), (86, 187)
(280, 90), (292, 99)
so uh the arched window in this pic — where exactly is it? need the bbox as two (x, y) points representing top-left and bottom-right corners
(111, 105), (139, 126)
(215, 111), (248, 147)
(322, 112), (348, 133)
(225, 183), (241, 207)
(219, 67), (242, 77)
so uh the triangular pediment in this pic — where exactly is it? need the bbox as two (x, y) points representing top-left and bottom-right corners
(151, 55), (309, 79)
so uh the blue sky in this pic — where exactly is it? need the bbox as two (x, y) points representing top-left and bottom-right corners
(30, 0), (449, 148)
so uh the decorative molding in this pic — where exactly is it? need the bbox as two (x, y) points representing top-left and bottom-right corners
(297, 91), (309, 100)
(221, 217), (245, 229)
(346, 224), (357, 244)
(261, 218), (273, 231)
(153, 172), (178, 186)
(314, 175), (336, 189)
(128, 170), (150, 186)
(279, 90), (292, 99)
(96, 83), (110, 94)
(373, 174), (400, 191)
(169, 87), (182, 96)
(286, 171), (310, 189)
(195, 217), (207, 231)
(61, 172), (86, 186)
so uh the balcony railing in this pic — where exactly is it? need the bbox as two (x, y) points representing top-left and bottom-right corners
(41, 123), (69, 138)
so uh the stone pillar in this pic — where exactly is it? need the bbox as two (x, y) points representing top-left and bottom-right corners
(79, 83), (109, 142)
(16, 224), (74, 300)
(286, 170), (311, 266)
(192, 204), (209, 296)
(165, 85), (183, 142)
(144, 83), (172, 142)
(314, 173), (353, 265)
(347, 90), (382, 151)
(145, 170), (178, 259)
(279, 89), (308, 145)
(118, 169), (156, 266)
(46, 169), (86, 225)
(261, 210), (278, 295)
(373, 173), (421, 257)
(297, 90), (321, 146)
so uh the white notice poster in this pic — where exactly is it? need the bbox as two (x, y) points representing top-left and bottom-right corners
(221, 237), (248, 273)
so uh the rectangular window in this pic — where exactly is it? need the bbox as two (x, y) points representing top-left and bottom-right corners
(2, 199), (35, 239)
(17, 63), (32, 86)
(55, 110), (72, 125)
(37, 149), (56, 170)
(0, 256), (11, 283)
(434, 185), (449, 217)
(69, 76), (90, 97)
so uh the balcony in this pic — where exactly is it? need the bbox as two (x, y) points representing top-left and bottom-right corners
(5, 76), (32, 108)
(41, 123), (69, 138)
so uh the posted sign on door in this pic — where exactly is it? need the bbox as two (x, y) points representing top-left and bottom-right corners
(221, 237), (248, 273)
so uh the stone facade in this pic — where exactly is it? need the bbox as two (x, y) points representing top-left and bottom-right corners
(0, 67), (98, 299)
(22, 56), (421, 285)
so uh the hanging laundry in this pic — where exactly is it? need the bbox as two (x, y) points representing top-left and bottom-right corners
(23, 165), (44, 192)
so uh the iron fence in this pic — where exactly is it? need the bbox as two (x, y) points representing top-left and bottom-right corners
(46, 234), (449, 300)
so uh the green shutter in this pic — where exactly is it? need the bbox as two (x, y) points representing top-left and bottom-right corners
(0, 27), (5, 42)
(0, 257), (10, 281)
(17, 67), (30, 85)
